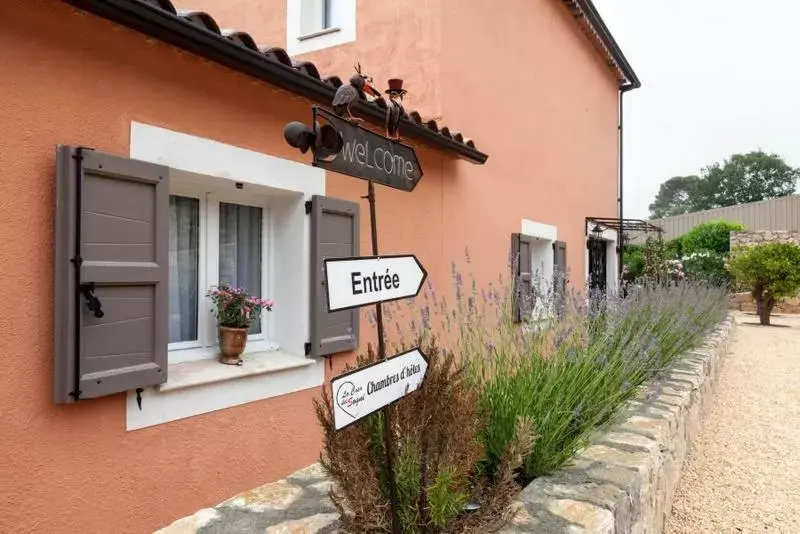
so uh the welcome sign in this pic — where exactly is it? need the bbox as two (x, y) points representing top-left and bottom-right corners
(312, 106), (424, 192)
(331, 348), (428, 430)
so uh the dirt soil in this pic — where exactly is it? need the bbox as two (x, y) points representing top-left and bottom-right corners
(666, 312), (800, 533)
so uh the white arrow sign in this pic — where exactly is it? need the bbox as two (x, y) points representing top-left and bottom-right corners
(331, 348), (428, 430)
(324, 254), (427, 312)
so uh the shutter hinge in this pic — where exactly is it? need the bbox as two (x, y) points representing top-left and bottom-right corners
(305, 201), (313, 214)
(71, 146), (94, 161)
(304, 342), (312, 356)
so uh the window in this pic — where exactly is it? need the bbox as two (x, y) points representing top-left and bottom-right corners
(219, 202), (263, 335)
(300, 0), (333, 35)
(167, 189), (273, 364)
(287, 0), (356, 55)
(168, 195), (200, 344)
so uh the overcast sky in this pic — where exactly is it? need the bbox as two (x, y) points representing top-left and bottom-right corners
(592, 0), (800, 219)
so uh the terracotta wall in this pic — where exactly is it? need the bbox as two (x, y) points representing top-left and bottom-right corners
(0, 2), (447, 533)
(0, 0), (620, 532)
(209, 0), (622, 284)
(438, 0), (620, 278)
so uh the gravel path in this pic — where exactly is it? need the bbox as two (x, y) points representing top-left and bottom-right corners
(666, 312), (800, 534)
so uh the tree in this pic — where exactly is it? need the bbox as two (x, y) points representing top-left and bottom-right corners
(648, 151), (799, 219)
(727, 243), (800, 325)
(648, 175), (701, 218)
(698, 151), (799, 209)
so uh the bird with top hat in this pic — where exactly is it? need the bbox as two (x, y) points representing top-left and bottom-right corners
(384, 78), (407, 141)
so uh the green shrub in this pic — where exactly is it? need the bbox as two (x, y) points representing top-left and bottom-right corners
(623, 244), (644, 280)
(665, 236), (684, 259)
(728, 243), (800, 325)
(682, 249), (729, 285)
(681, 219), (745, 256)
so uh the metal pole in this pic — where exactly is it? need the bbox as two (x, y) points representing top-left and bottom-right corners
(364, 180), (400, 534)
(618, 88), (625, 277)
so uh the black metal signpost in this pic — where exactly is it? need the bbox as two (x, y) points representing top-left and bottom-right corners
(285, 104), (428, 534)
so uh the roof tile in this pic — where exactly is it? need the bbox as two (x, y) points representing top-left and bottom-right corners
(147, 2), (479, 149)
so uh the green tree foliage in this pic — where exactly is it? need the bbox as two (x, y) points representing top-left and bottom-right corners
(649, 151), (798, 219)
(648, 175), (701, 218)
(699, 151), (798, 209)
(728, 243), (800, 325)
(681, 219), (745, 256)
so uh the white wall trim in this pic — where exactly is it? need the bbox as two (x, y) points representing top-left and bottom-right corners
(286, 0), (356, 56)
(520, 219), (558, 320)
(127, 121), (326, 430)
(126, 359), (325, 430)
(522, 219), (558, 241)
(584, 222), (619, 295)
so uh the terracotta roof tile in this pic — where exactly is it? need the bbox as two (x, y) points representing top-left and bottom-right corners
(129, 0), (481, 151)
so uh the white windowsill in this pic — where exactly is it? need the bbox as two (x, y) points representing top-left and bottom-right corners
(158, 350), (313, 393)
(298, 26), (341, 41)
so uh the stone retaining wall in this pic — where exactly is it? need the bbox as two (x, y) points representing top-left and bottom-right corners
(730, 230), (800, 248)
(157, 317), (735, 534)
(501, 315), (735, 533)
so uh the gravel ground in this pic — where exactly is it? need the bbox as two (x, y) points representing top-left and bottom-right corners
(666, 312), (800, 534)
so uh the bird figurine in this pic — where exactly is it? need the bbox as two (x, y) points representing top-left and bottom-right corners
(384, 78), (407, 141)
(332, 63), (379, 123)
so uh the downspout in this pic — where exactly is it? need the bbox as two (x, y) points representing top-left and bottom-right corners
(617, 84), (634, 277)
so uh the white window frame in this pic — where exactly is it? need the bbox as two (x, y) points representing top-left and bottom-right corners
(167, 187), (277, 364)
(520, 219), (558, 324)
(286, 0), (356, 56)
(127, 121), (326, 431)
(166, 185), (207, 353)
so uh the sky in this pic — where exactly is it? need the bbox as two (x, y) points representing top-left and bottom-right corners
(592, 0), (800, 219)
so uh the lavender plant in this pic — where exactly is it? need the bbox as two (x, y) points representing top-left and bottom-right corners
(315, 247), (727, 531)
(384, 250), (728, 481)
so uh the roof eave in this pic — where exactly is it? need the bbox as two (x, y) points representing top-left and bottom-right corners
(568, 0), (641, 90)
(60, 0), (489, 164)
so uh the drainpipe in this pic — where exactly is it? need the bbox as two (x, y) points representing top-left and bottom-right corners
(617, 84), (635, 278)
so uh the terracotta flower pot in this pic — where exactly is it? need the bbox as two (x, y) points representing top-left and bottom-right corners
(218, 325), (248, 365)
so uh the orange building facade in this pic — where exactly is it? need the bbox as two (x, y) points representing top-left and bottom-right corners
(0, 1), (638, 532)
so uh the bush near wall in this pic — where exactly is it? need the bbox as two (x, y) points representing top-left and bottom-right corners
(682, 219), (745, 256)
(316, 254), (729, 532)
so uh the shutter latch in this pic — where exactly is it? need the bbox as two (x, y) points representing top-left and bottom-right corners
(136, 388), (143, 410)
(79, 282), (104, 318)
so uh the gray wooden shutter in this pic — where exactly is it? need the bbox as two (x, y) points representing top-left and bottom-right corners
(310, 195), (360, 357)
(511, 233), (533, 323)
(54, 146), (169, 403)
(553, 240), (567, 318)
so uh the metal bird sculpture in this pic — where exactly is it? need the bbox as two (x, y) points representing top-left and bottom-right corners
(384, 78), (407, 140)
(332, 63), (379, 123)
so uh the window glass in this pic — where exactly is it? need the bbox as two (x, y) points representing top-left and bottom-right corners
(300, 0), (331, 34)
(168, 195), (200, 343)
(219, 203), (263, 335)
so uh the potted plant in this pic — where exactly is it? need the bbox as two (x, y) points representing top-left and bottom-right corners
(207, 284), (274, 365)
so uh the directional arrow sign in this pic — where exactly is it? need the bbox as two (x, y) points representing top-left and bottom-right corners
(324, 254), (427, 312)
(332, 348), (428, 431)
